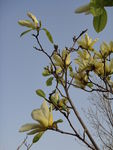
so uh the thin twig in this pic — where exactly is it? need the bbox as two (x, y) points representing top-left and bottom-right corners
(17, 136), (28, 150)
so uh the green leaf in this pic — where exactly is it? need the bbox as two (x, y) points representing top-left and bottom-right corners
(20, 29), (32, 37)
(33, 132), (44, 143)
(90, 0), (104, 8)
(53, 119), (63, 127)
(93, 8), (107, 32)
(90, 7), (104, 16)
(42, 28), (54, 44)
(46, 77), (54, 86)
(36, 89), (46, 98)
(54, 119), (63, 124)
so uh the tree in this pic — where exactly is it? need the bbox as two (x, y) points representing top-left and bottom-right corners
(87, 91), (113, 150)
(17, 12), (113, 150)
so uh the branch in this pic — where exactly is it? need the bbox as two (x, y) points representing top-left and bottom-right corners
(17, 136), (28, 150)
(48, 128), (76, 137)
(64, 86), (100, 150)
(70, 29), (88, 51)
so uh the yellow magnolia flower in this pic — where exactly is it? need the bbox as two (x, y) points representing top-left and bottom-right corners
(94, 61), (104, 76)
(95, 41), (113, 59)
(18, 12), (39, 30)
(52, 49), (70, 68)
(77, 49), (90, 60)
(75, 50), (94, 72)
(103, 59), (113, 76)
(19, 101), (53, 135)
(77, 33), (98, 51)
(18, 20), (35, 29)
(52, 52), (63, 67)
(109, 41), (113, 53)
(109, 59), (113, 74)
(74, 72), (88, 89)
(50, 92), (59, 109)
(100, 42), (110, 58)
(62, 49), (70, 66)
(27, 12), (38, 28)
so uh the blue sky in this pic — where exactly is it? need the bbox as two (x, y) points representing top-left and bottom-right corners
(0, 0), (113, 150)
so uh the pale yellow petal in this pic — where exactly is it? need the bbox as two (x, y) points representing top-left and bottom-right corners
(66, 53), (70, 66)
(27, 128), (45, 135)
(75, 3), (90, 14)
(85, 33), (89, 45)
(53, 53), (63, 67)
(18, 20), (35, 29)
(109, 59), (113, 73)
(62, 49), (68, 60)
(90, 38), (98, 47)
(41, 101), (49, 120)
(19, 123), (38, 132)
(31, 108), (48, 127)
(27, 12), (38, 27)
(48, 105), (53, 126)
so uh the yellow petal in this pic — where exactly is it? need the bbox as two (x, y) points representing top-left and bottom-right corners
(53, 53), (63, 67)
(62, 49), (68, 60)
(31, 101), (50, 128)
(75, 3), (90, 14)
(18, 20), (35, 29)
(27, 12), (38, 28)
(109, 59), (113, 73)
(66, 53), (70, 66)
(27, 128), (45, 135)
(85, 33), (90, 45)
(41, 101), (49, 120)
(90, 38), (98, 47)
(48, 105), (53, 126)
(19, 123), (39, 132)
(31, 108), (48, 127)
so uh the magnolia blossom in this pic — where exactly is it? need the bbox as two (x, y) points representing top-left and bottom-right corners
(19, 101), (53, 135)
(74, 72), (88, 89)
(95, 41), (113, 59)
(52, 49), (70, 69)
(18, 12), (39, 30)
(77, 33), (98, 51)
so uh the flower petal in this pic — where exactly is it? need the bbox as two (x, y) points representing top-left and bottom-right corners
(27, 12), (38, 28)
(31, 108), (48, 127)
(18, 20), (35, 29)
(19, 123), (38, 132)
(41, 101), (49, 119)
(53, 53), (63, 67)
(27, 128), (45, 135)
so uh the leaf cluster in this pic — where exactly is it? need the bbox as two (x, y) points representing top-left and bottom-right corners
(75, 0), (113, 32)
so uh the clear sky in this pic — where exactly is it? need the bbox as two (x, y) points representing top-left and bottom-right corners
(0, 0), (113, 150)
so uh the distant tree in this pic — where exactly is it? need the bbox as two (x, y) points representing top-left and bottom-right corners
(87, 91), (113, 150)
(17, 12), (113, 150)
